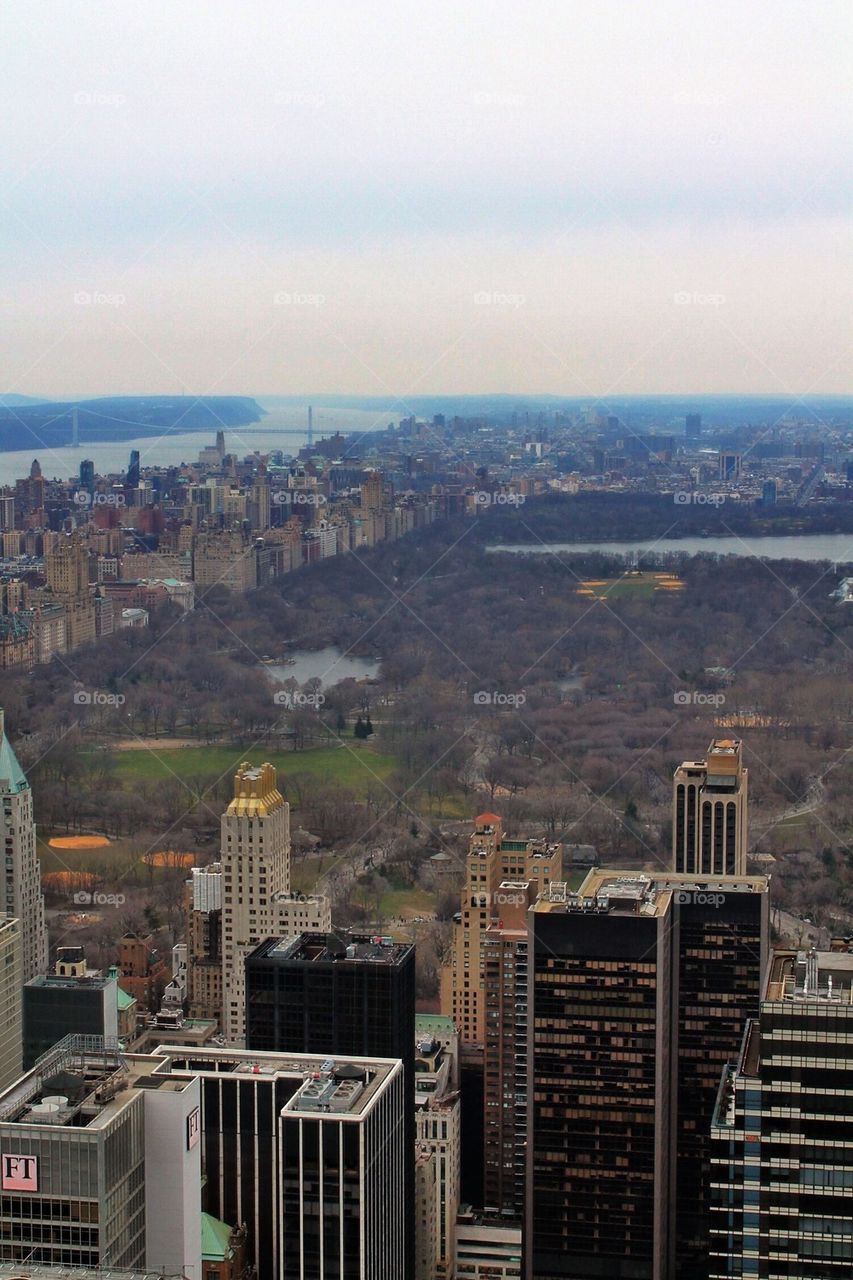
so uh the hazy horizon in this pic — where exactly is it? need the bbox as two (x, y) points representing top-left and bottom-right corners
(2, 0), (850, 399)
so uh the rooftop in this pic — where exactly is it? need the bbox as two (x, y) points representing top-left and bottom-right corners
(0, 1037), (191, 1132)
(250, 931), (414, 966)
(766, 948), (853, 1004)
(25, 974), (116, 992)
(534, 869), (767, 917)
(0, 1265), (181, 1280)
(0, 709), (29, 795)
(226, 760), (286, 817)
(155, 1046), (400, 1119)
(0, 1038), (403, 1128)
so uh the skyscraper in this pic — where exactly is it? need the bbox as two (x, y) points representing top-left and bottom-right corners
(482, 881), (533, 1219)
(23, 952), (118, 1068)
(245, 932), (416, 1277)
(0, 918), (22, 1092)
(220, 762), (290, 1045)
(710, 945), (853, 1278)
(44, 531), (89, 598)
(673, 878), (769, 1278)
(415, 1015), (461, 1280)
(0, 711), (47, 982)
(186, 862), (223, 1021)
(441, 813), (561, 1046)
(672, 738), (749, 876)
(0, 1037), (202, 1272)
(685, 413), (702, 442)
(525, 869), (767, 1280)
(157, 1044), (407, 1280)
(126, 448), (141, 489)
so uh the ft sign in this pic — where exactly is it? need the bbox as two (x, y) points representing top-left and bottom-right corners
(1, 1153), (38, 1191)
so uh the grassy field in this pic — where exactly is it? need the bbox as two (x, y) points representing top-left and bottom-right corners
(576, 572), (684, 601)
(104, 743), (399, 796)
(357, 886), (437, 919)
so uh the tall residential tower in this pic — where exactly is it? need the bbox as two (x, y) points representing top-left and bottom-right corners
(0, 710), (47, 981)
(220, 762), (290, 1045)
(672, 738), (749, 876)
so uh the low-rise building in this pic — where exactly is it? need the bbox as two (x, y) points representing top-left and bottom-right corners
(455, 1210), (522, 1279)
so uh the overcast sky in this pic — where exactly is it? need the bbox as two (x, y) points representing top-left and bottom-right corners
(1, 0), (850, 400)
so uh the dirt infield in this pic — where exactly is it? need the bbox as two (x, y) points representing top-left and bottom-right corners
(43, 870), (94, 890)
(141, 850), (195, 868)
(49, 835), (112, 850)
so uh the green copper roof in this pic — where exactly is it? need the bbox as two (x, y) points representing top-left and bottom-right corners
(201, 1212), (234, 1260)
(0, 713), (29, 795)
(415, 1014), (456, 1034)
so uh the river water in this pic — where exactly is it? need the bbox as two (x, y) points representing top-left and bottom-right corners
(0, 404), (396, 486)
(488, 534), (853, 563)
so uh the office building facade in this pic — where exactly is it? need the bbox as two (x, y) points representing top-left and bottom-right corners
(710, 946), (853, 1278)
(0, 1036), (201, 1273)
(154, 1045), (407, 1280)
(0, 711), (47, 982)
(525, 870), (767, 1280)
(0, 920), (21, 1093)
(441, 813), (561, 1046)
(245, 932), (416, 1277)
(482, 882), (532, 1219)
(673, 738), (749, 876)
(415, 1015), (461, 1280)
(23, 968), (118, 1069)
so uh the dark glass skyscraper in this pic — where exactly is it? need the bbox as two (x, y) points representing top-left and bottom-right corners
(685, 413), (702, 441)
(245, 932), (416, 1277)
(525, 871), (767, 1280)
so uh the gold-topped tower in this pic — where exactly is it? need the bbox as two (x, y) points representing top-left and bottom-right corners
(227, 762), (286, 817)
(220, 760), (291, 1044)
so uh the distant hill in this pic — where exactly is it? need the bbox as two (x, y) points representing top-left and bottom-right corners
(257, 393), (853, 427)
(0, 396), (264, 452)
(0, 394), (51, 408)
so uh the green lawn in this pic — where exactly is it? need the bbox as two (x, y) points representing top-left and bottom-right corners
(104, 743), (399, 796)
(577, 573), (681, 601)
